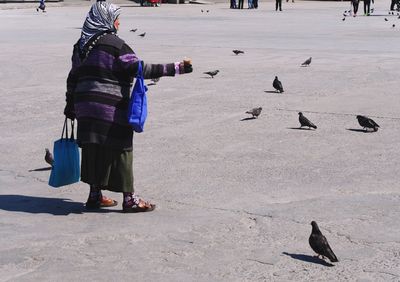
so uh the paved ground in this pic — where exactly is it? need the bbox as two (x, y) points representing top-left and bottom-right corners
(1, 1), (400, 281)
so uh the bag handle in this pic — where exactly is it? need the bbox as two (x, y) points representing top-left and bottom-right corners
(136, 61), (143, 78)
(61, 118), (75, 140)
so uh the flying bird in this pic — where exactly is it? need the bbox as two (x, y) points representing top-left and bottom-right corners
(45, 148), (54, 166)
(138, 32), (146, 37)
(356, 115), (379, 132)
(273, 76), (284, 93)
(309, 221), (338, 263)
(204, 70), (219, 78)
(298, 112), (317, 129)
(232, 49), (244, 55)
(245, 107), (262, 118)
(301, 57), (312, 66)
(130, 28), (137, 32)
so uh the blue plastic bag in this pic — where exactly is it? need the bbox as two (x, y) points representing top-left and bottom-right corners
(48, 119), (80, 188)
(128, 61), (148, 133)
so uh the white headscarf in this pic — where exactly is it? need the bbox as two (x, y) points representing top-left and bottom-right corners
(79, 2), (121, 50)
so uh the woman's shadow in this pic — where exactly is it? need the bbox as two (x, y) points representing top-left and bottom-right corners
(282, 252), (334, 267)
(0, 195), (118, 216)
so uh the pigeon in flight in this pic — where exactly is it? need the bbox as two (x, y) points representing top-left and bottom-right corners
(232, 49), (244, 55)
(246, 107), (262, 118)
(298, 112), (317, 129)
(130, 28), (137, 32)
(356, 115), (379, 132)
(204, 70), (219, 78)
(309, 221), (338, 263)
(45, 148), (54, 166)
(301, 57), (312, 67)
(273, 76), (284, 93)
(138, 32), (146, 37)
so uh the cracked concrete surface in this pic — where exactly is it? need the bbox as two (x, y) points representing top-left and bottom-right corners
(1, 0), (400, 281)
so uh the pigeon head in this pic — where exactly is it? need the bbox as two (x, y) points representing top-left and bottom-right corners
(356, 115), (363, 120)
(311, 221), (322, 234)
(275, 76), (278, 79)
(298, 112), (303, 116)
(216, 70), (220, 73)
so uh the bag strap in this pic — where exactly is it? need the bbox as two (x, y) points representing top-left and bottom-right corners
(61, 118), (75, 140)
(137, 61), (143, 78)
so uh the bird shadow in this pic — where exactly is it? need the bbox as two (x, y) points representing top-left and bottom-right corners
(287, 127), (313, 130)
(0, 195), (120, 216)
(264, 90), (279, 94)
(240, 117), (256, 121)
(28, 167), (52, 172)
(346, 128), (370, 133)
(282, 252), (334, 267)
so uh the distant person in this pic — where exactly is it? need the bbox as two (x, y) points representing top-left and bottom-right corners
(248, 0), (253, 8)
(230, 0), (237, 8)
(36, 0), (46, 12)
(238, 0), (244, 9)
(352, 0), (360, 16)
(64, 2), (193, 212)
(363, 0), (371, 15)
(276, 0), (282, 11)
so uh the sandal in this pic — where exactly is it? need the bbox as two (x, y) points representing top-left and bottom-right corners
(122, 198), (156, 213)
(86, 195), (118, 209)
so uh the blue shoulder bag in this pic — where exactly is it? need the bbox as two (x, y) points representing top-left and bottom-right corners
(128, 61), (148, 133)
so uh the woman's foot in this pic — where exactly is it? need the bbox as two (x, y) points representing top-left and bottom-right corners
(122, 193), (156, 213)
(86, 187), (118, 209)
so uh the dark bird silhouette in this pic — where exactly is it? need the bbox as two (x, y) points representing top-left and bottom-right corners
(342, 17), (346, 21)
(309, 221), (338, 263)
(246, 107), (262, 118)
(298, 112), (317, 129)
(356, 115), (379, 132)
(273, 76), (284, 93)
(45, 148), (54, 166)
(301, 57), (312, 66)
(138, 32), (146, 37)
(392, 24), (396, 28)
(385, 18), (388, 21)
(204, 70), (219, 78)
(206, 10), (209, 12)
(130, 28), (137, 32)
(232, 49), (244, 55)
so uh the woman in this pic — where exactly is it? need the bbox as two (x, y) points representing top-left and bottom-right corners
(64, 2), (193, 213)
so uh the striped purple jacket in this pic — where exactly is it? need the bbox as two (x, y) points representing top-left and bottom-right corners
(64, 33), (176, 150)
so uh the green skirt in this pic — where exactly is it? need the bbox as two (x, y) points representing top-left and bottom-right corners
(81, 144), (134, 193)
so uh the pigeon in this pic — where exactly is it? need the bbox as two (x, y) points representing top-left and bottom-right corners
(301, 57), (312, 66)
(232, 49), (245, 55)
(393, 24), (396, 28)
(204, 70), (219, 78)
(45, 148), (54, 166)
(356, 115), (379, 131)
(273, 76), (284, 93)
(385, 18), (388, 21)
(130, 28), (137, 32)
(342, 17), (346, 21)
(151, 77), (160, 84)
(309, 221), (338, 263)
(245, 107), (262, 118)
(298, 112), (317, 129)
(138, 32), (146, 37)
